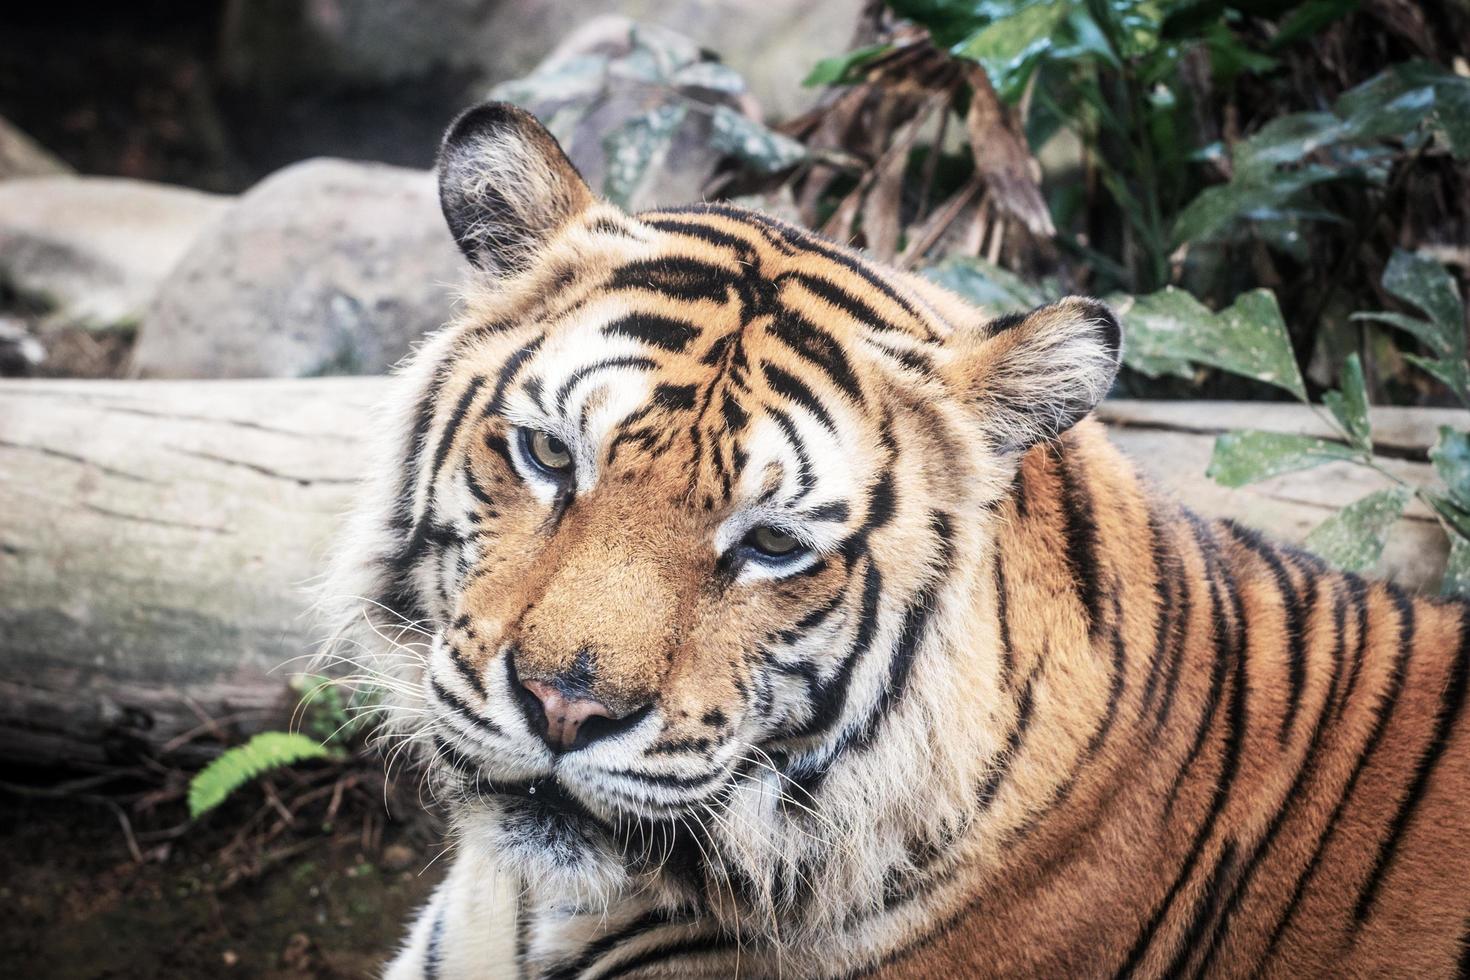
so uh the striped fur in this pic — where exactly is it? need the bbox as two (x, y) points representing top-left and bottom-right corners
(325, 105), (1470, 979)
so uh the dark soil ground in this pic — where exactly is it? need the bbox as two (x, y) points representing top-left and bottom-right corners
(0, 787), (444, 978)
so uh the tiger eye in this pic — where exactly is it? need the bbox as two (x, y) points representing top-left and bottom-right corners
(749, 526), (801, 557)
(529, 430), (572, 472)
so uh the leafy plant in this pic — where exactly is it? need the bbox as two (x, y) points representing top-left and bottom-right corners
(1190, 253), (1469, 590)
(932, 248), (1470, 592)
(187, 732), (337, 819)
(186, 676), (376, 819)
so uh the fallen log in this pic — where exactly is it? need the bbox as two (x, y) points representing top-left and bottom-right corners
(0, 379), (1459, 767)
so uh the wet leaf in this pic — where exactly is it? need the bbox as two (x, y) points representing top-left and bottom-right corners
(1268, 0), (1359, 50)
(1303, 487), (1410, 572)
(1119, 287), (1306, 398)
(1207, 430), (1360, 487)
(1172, 165), (1348, 245)
(1431, 427), (1470, 514)
(921, 255), (1049, 312)
(1323, 353), (1371, 450)
(601, 103), (688, 208)
(1380, 248), (1464, 354)
(1403, 355), (1470, 407)
(953, 2), (1068, 102)
(708, 105), (807, 174)
(804, 44), (892, 87)
(1442, 530), (1470, 599)
(1232, 112), (1344, 177)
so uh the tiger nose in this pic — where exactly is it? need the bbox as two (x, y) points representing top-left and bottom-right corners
(519, 679), (615, 752)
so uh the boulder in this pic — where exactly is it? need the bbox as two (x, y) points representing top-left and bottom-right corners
(132, 159), (463, 379)
(218, 0), (865, 126)
(490, 17), (806, 211)
(0, 116), (70, 180)
(0, 176), (231, 330)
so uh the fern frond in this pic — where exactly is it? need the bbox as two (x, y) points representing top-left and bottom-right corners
(187, 731), (336, 819)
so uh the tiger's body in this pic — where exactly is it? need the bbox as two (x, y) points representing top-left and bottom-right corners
(326, 103), (1470, 979)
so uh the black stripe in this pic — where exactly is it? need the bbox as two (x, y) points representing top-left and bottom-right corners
(994, 553), (1014, 687)
(554, 355), (659, 413)
(977, 670), (1036, 809)
(1196, 572), (1349, 977)
(1334, 572), (1371, 722)
(788, 270), (928, 340)
(1353, 599), (1469, 923)
(1114, 516), (1248, 978)
(1162, 839), (1239, 977)
(762, 361), (839, 432)
(541, 909), (681, 980)
(430, 676), (500, 736)
(766, 310), (865, 404)
(428, 375), (487, 500)
(483, 336), (545, 418)
(602, 313), (699, 353)
(766, 407), (816, 500)
(424, 903), (445, 980)
(852, 513), (954, 748)
(1140, 511), (1176, 717)
(1261, 587), (1416, 961)
(1228, 524), (1311, 744)
(594, 933), (732, 980)
(1055, 440), (1105, 636)
(781, 563), (883, 744)
(1164, 518), (1241, 813)
(641, 215), (762, 258)
(607, 257), (737, 304)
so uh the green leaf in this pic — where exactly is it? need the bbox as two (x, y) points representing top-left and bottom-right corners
(803, 44), (891, 86)
(952, 2), (1069, 102)
(1349, 310), (1444, 350)
(1207, 430), (1360, 487)
(1269, 0), (1360, 50)
(601, 103), (689, 208)
(1431, 427), (1470, 513)
(1404, 355), (1470, 407)
(1432, 78), (1470, 158)
(188, 732), (334, 819)
(1323, 353), (1372, 450)
(1442, 530), (1470, 599)
(1172, 164), (1350, 245)
(708, 105), (806, 174)
(1232, 112), (1345, 177)
(1380, 248), (1465, 355)
(921, 255), (1050, 312)
(1119, 287), (1307, 399)
(1303, 487), (1410, 572)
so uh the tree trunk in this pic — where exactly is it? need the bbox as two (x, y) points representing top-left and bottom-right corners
(0, 379), (1456, 767)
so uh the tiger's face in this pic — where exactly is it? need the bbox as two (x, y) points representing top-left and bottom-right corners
(330, 104), (1121, 923)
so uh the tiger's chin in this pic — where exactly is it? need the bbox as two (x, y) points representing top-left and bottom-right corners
(454, 797), (635, 909)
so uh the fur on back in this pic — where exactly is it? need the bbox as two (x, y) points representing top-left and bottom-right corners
(324, 104), (1470, 979)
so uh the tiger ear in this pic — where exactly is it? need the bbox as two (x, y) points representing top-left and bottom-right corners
(437, 101), (597, 276)
(944, 297), (1122, 454)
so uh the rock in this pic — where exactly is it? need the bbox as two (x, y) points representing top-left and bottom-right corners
(0, 116), (70, 180)
(132, 159), (463, 379)
(490, 17), (806, 212)
(0, 317), (45, 376)
(0, 176), (231, 331)
(217, 0), (865, 134)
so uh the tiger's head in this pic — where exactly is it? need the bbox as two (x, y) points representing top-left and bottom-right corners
(327, 103), (1121, 934)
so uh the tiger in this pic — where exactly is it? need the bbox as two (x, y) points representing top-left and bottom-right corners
(323, 101), (1470, 979)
